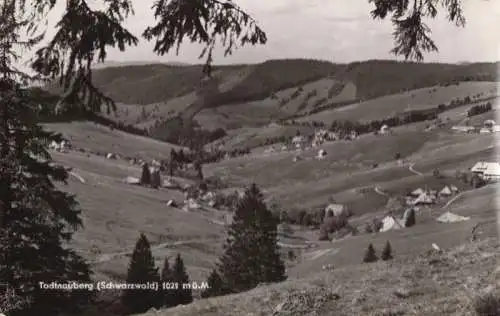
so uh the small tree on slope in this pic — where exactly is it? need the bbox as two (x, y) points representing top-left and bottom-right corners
(200, 269), (227, 299)
(159, 256), (174, 308)
(140, 163), (151, 186)
(363, 243), (378, 263)
(404, 208), (416, 227)
(150, 169), (161, 189)
(381, 241), (393, 261)
(121, 234), (160, 314)
(218, 183), (287, 293)
(170, 254), (193, 306)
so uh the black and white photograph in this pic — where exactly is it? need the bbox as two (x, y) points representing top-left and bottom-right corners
(0, 0), (498, 315)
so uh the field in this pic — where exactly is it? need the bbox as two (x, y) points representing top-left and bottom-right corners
(38, 58), (500, 316)
(143, 236), (500, 316)
(43, 121), (187, 161)
(299, 81), (498, 124)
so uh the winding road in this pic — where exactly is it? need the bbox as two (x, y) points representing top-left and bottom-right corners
(90, 239), (205, 264)
(69, 170), (86, 184)
(374, 186), (389, 197)
(408, 163), (423, 176)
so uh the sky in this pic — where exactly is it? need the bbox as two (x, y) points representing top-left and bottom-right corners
(26, 0), (500, 66)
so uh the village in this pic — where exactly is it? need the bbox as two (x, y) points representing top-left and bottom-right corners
(47, 117), (497, 248)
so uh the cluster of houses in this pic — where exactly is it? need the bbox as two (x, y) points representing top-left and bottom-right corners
(48, 139), (71, 152)
(404, 185), (459, 206)
(470, 161), (500, 182)
(452, 119), (500, 134)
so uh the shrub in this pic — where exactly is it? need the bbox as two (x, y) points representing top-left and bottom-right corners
(318, 225), (330, 241)
(381, 241), (393, 261)
(372, 218), (383, 232)
(140, 163), (151, 186)
(404, 209), (416, 227)
(473, 291), (500, 316)
(364, 223), (374, 234)
(363, 243), (378, 263)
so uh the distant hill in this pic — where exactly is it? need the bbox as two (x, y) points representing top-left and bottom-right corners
(91, 60), (192, 69)
(80, 59), (497, 106)
(41, 59), (498, 149)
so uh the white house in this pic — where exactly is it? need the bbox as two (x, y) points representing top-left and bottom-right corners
(380, 124), (390, 135)
(479, 127), (492, 134)
(471, 161), (500, 181)
(484, 119), (496, 127)
(316, 149), (327, 159)
(291, 135), (306, 148)
(379, 215), (405, 232)
(451, 125), (475, 133)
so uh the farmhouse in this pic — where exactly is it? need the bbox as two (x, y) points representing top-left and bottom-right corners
(436, 211), (470, 223)
(438, 185), (452, 197)
(316, 149), (327, 159)
(412, 191), (436, 205)
(292, 135), (306, 146)
(379, 124), (390, 135)
(451, 125), (475, 133)
(471, 161), (500, 181)
(379, 215), (405, 232)
(479, 127), (492, 134)
(324, 203), (348, 220)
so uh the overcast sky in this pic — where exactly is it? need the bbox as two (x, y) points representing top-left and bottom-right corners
(36, 0), (500, 65)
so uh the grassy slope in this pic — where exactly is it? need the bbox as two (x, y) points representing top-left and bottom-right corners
(299, 81), (498, 124)
(204, 128), (495, 212)
(75, 59), (497, 133)
(43, 121), (187, 161)
(141, 234), (500, 316)
(53, 151), (225, 285)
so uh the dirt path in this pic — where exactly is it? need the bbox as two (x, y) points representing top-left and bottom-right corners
(442, 191), (466, 209)
(90, 239), (205, 264)
(69, 170), (86, 184)
(374, 186), (388, 197)
(408, 163), (424, 176)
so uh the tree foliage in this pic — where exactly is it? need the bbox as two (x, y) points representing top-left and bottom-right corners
(200, 269), (226, 298)
(170, 253), (193, 306)
(2, 0), (466, 115)
(363, 243), (378, 263)
(217, 183), (286, 293)
(1, 1), (94, 315)
(121, 233), (160, 314)
(381, 240), (393, 261)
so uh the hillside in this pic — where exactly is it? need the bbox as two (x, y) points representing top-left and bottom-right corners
(41, 59), (498, 151)
(137, 235), (500, 316)
(85, 59), (497, 107)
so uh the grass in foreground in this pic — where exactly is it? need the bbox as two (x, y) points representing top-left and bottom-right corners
(138, 236), (500, 316)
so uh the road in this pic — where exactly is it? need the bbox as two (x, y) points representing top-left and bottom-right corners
(408, 163), (424, 176)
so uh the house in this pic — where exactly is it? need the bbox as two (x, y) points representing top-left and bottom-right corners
(316, 149), (327, 159)
(380, 124), (390, 135)
(379, 215), (405, 232)
(409, 188), (424, 197)
(484, 119), (496, 127)
(324, 203), (348, 220)
(436, 211), (470, 223)
(471, 161), (500, 181)
(451, 125), (476, 133)
(125, 176), (140, 185)
(412, 192), (436, 205)
(439, 186), (452, 197)
(479, 127), (491, 134)
(292, 155), (302, 162)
